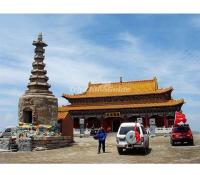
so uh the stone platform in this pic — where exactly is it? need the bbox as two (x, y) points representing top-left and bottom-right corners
(0, 136), (73, 152)
(0, 138), (10, 150)
(32, 136), (73, 150)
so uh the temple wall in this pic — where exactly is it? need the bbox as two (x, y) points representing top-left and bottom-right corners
(61, 116), (73, 138)
(69, 111), (176, 133)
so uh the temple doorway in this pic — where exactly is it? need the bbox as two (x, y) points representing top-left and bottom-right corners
(73, 118), (80, 128)
(112, 119), (121, 132)
(127, 116), (138, 122)
(23, 110), (32, 123)
(86, 117), (101, 129)
(167, 116), (174, 127)
(155, 116), (164, 127)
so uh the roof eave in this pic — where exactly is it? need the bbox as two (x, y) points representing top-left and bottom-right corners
(62, 87), (173, 99)
(58, 99), (184, 112)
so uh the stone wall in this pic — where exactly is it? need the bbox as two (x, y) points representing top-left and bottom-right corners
(32, 136), (72, 150)
(9, 136), (73, 151)
(0, 136), (72, 151)
(18, 94), (58, 125)
(17, 138), (32, 151)
(0, 138), (10, 150)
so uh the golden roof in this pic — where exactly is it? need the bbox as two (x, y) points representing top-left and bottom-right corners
(58, 111), (69, 120)
(59, 99), (184, 112)
(63, 77), (173, 99)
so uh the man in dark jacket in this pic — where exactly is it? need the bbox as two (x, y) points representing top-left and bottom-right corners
(97, 127), (107, 154)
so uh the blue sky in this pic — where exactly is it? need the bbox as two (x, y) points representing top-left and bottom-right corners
(0, 14), (200, 131)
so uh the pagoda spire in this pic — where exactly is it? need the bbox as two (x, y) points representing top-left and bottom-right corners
(26, 33), (52, 95)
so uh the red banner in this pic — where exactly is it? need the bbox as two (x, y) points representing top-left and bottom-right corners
(174, 111), (187, 125)
(134, 124), (141, 142)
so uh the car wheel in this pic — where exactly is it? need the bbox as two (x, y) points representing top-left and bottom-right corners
(188, 140), (194, 146)
(171, 140), (175, 146)
(117, 147), (124, 155)
(142, 147), (149, 155)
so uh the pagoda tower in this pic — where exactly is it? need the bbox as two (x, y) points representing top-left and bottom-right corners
(18, 33), (58, 126)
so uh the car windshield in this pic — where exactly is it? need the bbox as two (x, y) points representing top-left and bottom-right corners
(5, 128), (12, 132)
(173, 126), (190, 133)
(119, 126), (140, 135)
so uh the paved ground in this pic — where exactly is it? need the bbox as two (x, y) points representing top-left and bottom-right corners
(0, 133), (200, 163)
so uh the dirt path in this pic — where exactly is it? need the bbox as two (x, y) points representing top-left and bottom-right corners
(0, 133), (200, 163)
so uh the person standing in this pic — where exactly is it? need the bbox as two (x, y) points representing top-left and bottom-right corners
(97, 127), (107, 154)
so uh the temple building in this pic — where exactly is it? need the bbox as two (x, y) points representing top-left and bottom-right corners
(18, 33), (58, 126)
(58, 77), (184, 133)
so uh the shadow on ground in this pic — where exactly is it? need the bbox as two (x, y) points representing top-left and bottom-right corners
(121, 148), (152, 156)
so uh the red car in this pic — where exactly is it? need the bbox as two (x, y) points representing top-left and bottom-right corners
(170, 124), (194, 146)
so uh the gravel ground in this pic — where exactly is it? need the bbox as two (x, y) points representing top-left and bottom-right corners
(0, 133), (200, 163)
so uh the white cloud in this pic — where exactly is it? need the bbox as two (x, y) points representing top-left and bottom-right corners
(47, 55), (117, 88)
(0, 113), (18, 130)
(190, 16), (200, 28)
(0, 65), (28, 84)
(58, 97), (69, 106)
(184, 99), (200, 108)
(118, 31), (141, 48)
(0, 88), (23, 97)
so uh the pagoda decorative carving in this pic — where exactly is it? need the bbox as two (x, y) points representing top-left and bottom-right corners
(18, 33), (58, 125)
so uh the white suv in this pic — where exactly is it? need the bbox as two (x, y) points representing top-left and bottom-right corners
(116, 122), (149, 154)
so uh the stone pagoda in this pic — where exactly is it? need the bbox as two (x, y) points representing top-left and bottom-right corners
(18, 33), (58, 126)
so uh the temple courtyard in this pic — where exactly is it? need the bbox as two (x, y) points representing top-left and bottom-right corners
(0, 133), (200, 163)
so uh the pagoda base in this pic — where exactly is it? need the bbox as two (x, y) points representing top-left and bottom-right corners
(18, 93), (58, 126)
(17, 136), (73, 151)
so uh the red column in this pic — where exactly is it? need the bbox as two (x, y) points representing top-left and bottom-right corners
(145, 114), (148, 128)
